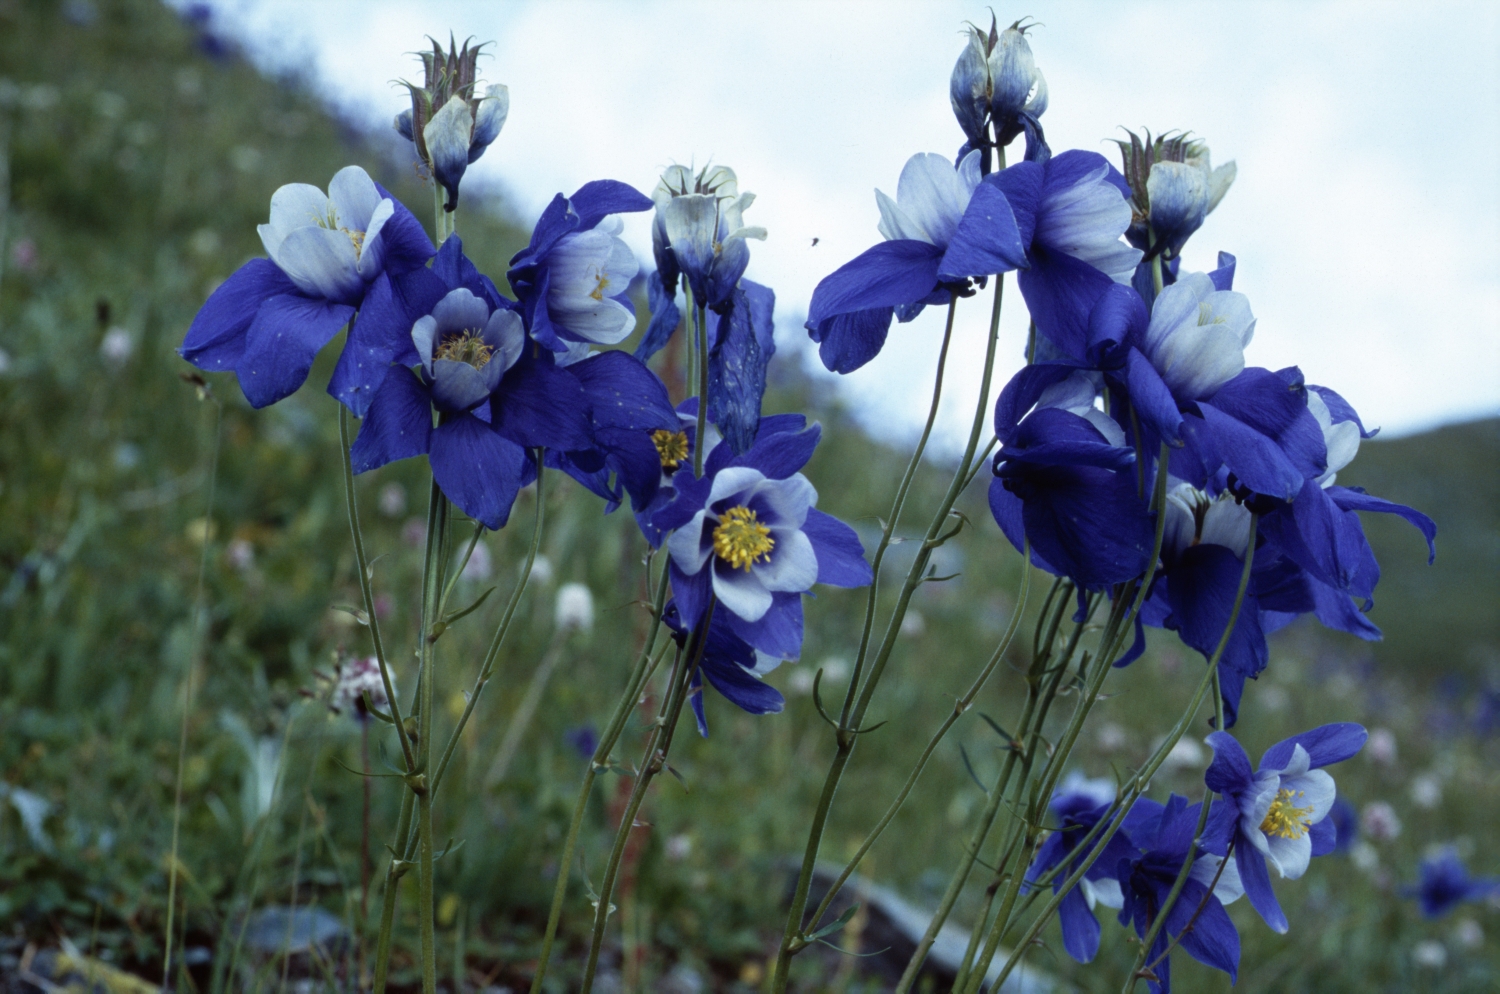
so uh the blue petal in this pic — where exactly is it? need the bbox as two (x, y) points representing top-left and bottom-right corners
(726, 590), (804, 659)
(938, 181), (1028, 280)
(1086, 282), (1148, 363)
(635, 270), (681, 362)
(808, 308), (894, 375)
(567, 179), (653, 230)
(1057, 885), (1101, 964)
(349, 367), (432, 473)
(371, 181), (437, 276)
(1208, 252), (1237, 292)
(236, 294), (354, 409)
(1210, 367), (1326, 481)
(993, 363), (1077, 444)
(733, 421), (822, 480)
(1171, 881), (1240, 981)
(1196, 402), (1305, 501)
(669, 561), (714, 635)
(1260, 722), (1367, 771)
(1162, 543), (1267, 727)
(328, 269), (438, 416)
(1326, 486), (1436, 564)
(806, 240), (944, 326)
(570, 350), (677, 430)
(1017, 245), (1114, 363)
(1308, 817), (1338, 858)
(986, 161), (1044, 248)
(1310, 580), (1382, 640)
(802, 508), (872, 587)
(429, 415), (529, 529)
(181, 259), (300, 372)
(491, 356), (594, 451)
(1236, 845), (1288, 933)
(1310, 385), (1377, 438)
(707, 282), (775, 455)
(1203, 731), (1254, 796)
(988, 476), (1058, 574)
(1125, 347), (1184, 444)
(701, 657), (785, 716)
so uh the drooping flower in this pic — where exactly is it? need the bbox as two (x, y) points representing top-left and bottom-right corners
(1114, 794), (1244, 994)
(987, 373), (1154, 590)
(350, 237), (593, 528)
(1202, 723), (1366, 932)
(507, 180), (654, 353)
(661, 600), (786, 737)
(1023, 773), (1136, 964)
(1113, 130), (1236, 263)
(654, 420), (871, 657)
(1405, 850), (1500, 919)
(394, 36), (509, 211)
(949, 16), (1048, 173)
(180, 165), (435, 410)
(805, 149), (1029, 373)
(652, 164), (765, 311)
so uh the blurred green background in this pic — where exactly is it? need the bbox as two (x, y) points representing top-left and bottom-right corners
(1, 1), (1497, 991)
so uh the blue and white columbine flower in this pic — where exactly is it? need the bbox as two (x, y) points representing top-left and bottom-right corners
(1139, 272), (1256, 402)
(654, 421), (871, 657)
(180, 165), (434, 409)
(394, 37), (509, 211)
(507, 180), (654, 353)
(652, 164), (765, 312)
(805, 148), (1030, 373)
(661, 600), (787, 737)
(1203, 723), (1366, 932)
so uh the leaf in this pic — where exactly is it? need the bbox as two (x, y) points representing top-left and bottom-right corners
(804, 903), (860, 941)
(959, 744), (988, 794)
(443, 585), (496, 626)
(978, 711), (1013, 742)
(664, 763), (691, 793)
(332, 603), (369, 626)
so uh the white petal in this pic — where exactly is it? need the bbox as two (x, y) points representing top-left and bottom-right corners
(483, 308), (525, 374)
(1276, 743), (1313, 779)
(707, 466), (768, 508)
(1083, 876), (1124, 910)
(747, 473), (816, 529)
(327, 165), (381, 231)
(1080, 409), (1127, 448)
(753, 527), (818, 593)
(432, 288), (491, 336)
(1035, 163), (1139, 282)
(1264, 829), (1312, 879)
(412, 315), (438, 371)
(1201, 289), (1257, 348)
(470, 84), (509, 152)
(711, 562), (773, 622)
(546, 228), (639, 344)
(1206, 161), (1237, 214)
(1321, 419), (1361, 485)
(668, 510), (713, 574)
(1199, 496), (1253, 556)
(1190, 854), (1245, 905)
(1143, 275), (1214, 356)
(1151, 322), (1246, 400)
(750, 650), (787, 675)
(875, 188), (922, 243)
(356, 198), (395, 281)
(260, 183), (330, 257)
(270, 225), (362, 301)
(1283, 769), (1336, 825)
(888, 152), (972, 247)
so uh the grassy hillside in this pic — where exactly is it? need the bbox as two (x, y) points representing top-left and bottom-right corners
(1, 2), (1496, 991)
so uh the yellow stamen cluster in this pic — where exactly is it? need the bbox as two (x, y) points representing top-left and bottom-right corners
(712, 505), (774, 572)
(1259, 788), (1315, 840)
(589, 271), (611, 302)
(434, 331), (495, 369)
(652, 429), (690, 471)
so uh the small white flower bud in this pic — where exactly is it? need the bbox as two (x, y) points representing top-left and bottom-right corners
(554, 582), (594, 633)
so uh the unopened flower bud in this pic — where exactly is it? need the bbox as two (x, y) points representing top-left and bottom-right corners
(1114, 129), (1236, 259)
(948, 17), (1047, 170)
(652, 164), (764, 310)
(396, 36), (509, 213)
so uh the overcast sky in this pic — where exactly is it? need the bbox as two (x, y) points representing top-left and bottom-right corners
(183, 0), (1500, 448)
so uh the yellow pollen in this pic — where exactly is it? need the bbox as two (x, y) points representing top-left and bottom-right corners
(434, 331), (495, 369)
(590, 272), (610, 302)
(345, 228), (366, 255)
(712, 505), (774, 572)
(652, 429), (690, 471)
(1259, 788), (1315, 840)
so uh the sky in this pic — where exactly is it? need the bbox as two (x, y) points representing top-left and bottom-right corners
(181, 0), (1500, 449)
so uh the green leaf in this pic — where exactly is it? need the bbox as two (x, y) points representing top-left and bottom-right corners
(443, 585), (496, 627)
(805, 902), (859, 941)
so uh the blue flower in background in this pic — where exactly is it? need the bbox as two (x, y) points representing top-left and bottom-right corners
(351, 237), (594, 528)
(1115, 794), (1244, 994)
(987, 374), (1155, 590)
(1405, 849), (1500, 918)
(654, 419), (871, 657)
(1024, 773), (1136, 964)
(180, 165), (435, 409)
(1202, 723), (1366, 932)
(507, 180), (654, 353)
(805, 149), (1030, 373)
(661, 600), (787, 737)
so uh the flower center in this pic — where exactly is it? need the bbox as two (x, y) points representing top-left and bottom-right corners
(1259, 788), (1315, 840)
(589, 271), (610, 302)
(434, 331), (495, 370)
(712, 505), (774, 572)
(312, 206), (366, 258)
(651, 429), (690, 472)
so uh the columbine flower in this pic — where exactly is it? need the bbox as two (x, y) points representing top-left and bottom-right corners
(662, 600), (786, 737)
(507, 180), (653, 353)
(395, 36), (509, 212)
(1139, 272), (1256, 402)
(654, 420), (871, 657)
(180, 165), (435, 410)
(1023, 773), (1135, 964)
(1114, 130), (1236, 261)
(1405, 849), (1500, 919)
(1115, 794), (1244, 994)
(652, 164), (765, 311)
(1203, 723), (1366, 932)
(949, 16), (1048, 171)
(351, 237), (594, 528)
(805, 148), (1030, 373)
(987, 372), (1154, 590)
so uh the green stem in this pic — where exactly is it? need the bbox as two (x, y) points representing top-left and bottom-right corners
(798, 556), (1032, 942)
(774, 277), (1004, 993)
(416, 480), (449, 994)
(528, 563), (672, 992)
(371, 789), (415, 994)
(579, 599), (716, 994)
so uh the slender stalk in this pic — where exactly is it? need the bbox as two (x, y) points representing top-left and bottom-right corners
(579, 600), (716, 993)
(371, 790), (415, 994)
(528, 564), (672, 992)
(415, 482), (450, 994)
(164, 390), (221, 981)
(774, 277), (1004, 993)
(693, 301), (709, 477)
(799, 557), (1033, 940)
